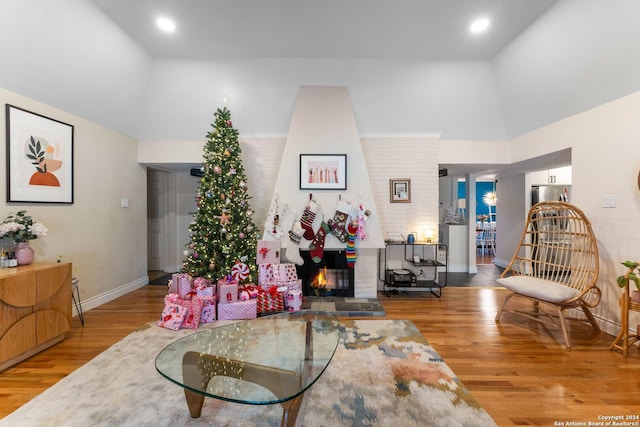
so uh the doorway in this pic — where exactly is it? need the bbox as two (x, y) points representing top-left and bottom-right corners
(147, 170), (168, 271)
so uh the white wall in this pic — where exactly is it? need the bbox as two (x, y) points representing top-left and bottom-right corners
(508, 90), (640, 331)
(137, 58), (507, 140)
(0, 88), (148, 310)
(494, 0), (640, 139)
(0, 0), (152, 137)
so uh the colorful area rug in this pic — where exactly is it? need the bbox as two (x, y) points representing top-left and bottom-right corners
(1, 320), (495, 427)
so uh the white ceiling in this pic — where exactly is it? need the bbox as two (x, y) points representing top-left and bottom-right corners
(90, 0), (557, 60)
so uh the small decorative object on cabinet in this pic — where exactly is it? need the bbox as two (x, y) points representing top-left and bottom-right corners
(610, 260), (640, 356)
(378, 240), (447, 298)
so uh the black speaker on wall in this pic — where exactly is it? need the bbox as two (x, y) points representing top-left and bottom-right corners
(439, 168), (448, 177)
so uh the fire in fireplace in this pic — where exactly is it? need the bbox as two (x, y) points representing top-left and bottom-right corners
(296, 250), (354, 297)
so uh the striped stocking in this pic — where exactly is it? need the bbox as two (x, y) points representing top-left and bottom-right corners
(346, 221), (358, 268)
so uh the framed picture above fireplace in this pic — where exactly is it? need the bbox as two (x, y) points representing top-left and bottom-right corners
(299, 154), (347, 190)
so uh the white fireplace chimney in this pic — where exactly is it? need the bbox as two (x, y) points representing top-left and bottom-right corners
(267, 86), (385, 297)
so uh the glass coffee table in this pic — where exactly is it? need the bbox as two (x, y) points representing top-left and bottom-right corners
(155, 311), (340, 427)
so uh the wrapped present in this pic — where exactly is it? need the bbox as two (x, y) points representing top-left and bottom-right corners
(258, 263), (277, 283)
(193, 277), (212, 288)
(239, 284), (259, 299)
(195, 283), (215, 297)
(165, 293), (203, 329)
(170, 273), (193, 298)
(256, 286), (286, 314)
(259, 279), (302, 293)
(258, 263), (298, 284)
(200, 296), (216, 323)
(218, 299), (257, 320)
(287, 289), (303, 312)
(218, 276), (239, 304)
(158, 303), (188, 331)
(257, 240), (281, 264)
(275, 263), (298, 282)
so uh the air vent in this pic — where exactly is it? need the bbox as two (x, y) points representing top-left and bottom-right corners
(439, 168), (448, 177)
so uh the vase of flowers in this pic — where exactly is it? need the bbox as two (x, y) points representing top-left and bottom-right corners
(0, 210), (48, 266)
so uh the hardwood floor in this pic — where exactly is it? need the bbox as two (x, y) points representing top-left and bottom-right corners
(1, 282), (639, 425)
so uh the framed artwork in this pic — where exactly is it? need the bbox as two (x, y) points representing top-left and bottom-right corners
(390, 178), (411, 203)
(5, 104), (74, 204)
(299, 154), (347, 190)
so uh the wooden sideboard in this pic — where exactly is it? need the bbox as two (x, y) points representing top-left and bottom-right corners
(0, 262), (72, 371)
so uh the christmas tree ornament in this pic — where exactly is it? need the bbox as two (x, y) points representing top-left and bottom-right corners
(183, 250), (190, 256)
(224, 150), (231, 157)
(327, 198), (352, 243)
(231, 261), (250, 281)
(214, 166), (222, 174)
(310, 222), (331, 263)
(300, 199), (322, 240)
(346, 221), (358, 268)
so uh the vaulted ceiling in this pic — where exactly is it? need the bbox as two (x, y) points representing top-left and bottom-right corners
(2, 1), (640, 177)
(90, 0), (556, 61)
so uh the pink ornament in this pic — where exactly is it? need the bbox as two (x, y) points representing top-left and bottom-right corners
(226, 120), (232, 127)
(214, 166), (222, 174)
(239, 232), (245, 239)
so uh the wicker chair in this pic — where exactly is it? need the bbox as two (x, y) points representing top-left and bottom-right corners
(495, 201), (601, 348)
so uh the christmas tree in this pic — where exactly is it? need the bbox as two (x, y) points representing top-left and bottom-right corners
(182, 107), (258, 282)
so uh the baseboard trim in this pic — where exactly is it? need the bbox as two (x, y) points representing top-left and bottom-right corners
(72, 276), (149, 317)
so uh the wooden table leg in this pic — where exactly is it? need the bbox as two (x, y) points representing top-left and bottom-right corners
(180, 320), (315, 426)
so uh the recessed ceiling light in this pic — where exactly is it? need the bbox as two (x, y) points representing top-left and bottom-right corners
(156, 17), (176, 33)
(469, 17), (490, 34)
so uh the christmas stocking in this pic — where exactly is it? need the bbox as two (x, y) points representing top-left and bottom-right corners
(310, 222), (331, 263)
(327, 199), (352, 243)
(283, 218), (305, 266)
(346, 221), (358, 268)
(263, 198), (287, 240)
(356, 202), (370, 240)
(300, 199), (322, 240)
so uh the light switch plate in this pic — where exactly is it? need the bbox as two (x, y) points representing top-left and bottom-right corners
(601, 194), (616, 208)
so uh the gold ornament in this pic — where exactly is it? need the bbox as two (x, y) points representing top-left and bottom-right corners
(224, 150), (231, 157)
(209, 262), (215, 270)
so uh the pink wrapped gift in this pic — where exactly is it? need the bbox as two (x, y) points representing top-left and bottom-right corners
(218, 299), (257, 320)
(218, 277), (239, 305)
(275, 263), (298, 282)
(193, 277), (212, 288)
(200, 296), (216, 323)
(158, 303), (188, 331)
(165, 293), (203, 329)
(260, 279), (302, 293)
(258, 263), (298, 285)
(258, 263), (277, 283)
(195, 284), (215, 297)
(257, 240), (281, 264)
(239, 284), (259, 299)
(169, 273), (193, 298)
(287, 290), (303, 312)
